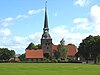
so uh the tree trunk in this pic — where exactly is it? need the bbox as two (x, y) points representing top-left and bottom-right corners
(97, 58), (99, 63)
(86, 59), (88, 64)
(94, 57), (97, 64)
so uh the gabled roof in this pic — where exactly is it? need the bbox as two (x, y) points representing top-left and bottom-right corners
(26, 49), (43, 59)
(52, 44), (77, 57)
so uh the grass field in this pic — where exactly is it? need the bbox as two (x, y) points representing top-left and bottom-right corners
(0, 63), (100, 75)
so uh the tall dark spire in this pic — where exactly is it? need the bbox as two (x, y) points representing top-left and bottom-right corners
(43, 1), (49, 33)
(41, 1), (51, 39)
(41, 1), (52, 57)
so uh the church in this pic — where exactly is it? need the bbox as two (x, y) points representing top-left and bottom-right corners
(25, 2), (77, 62)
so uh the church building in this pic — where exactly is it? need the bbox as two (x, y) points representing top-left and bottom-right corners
(25, 2), (77, 62)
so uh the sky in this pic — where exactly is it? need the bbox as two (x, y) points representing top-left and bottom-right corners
(0, 0), (100, 54)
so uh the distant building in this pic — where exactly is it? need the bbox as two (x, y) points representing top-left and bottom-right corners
(9, 57), (20, 62)
(25, 2), (77, 62)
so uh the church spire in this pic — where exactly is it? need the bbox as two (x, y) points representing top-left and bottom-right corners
(41, 1), (51, 39)
(41, 1), (52, 57)
(43, 1), (49, 33)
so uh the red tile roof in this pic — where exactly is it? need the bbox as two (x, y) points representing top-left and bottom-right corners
(66, 44), (77, 56)
(9, 57), (20, 62)
(52, 45), (58, 52)
(15, 58), (20, 61)
(52, 44), (77, 57)
(25, 44), (77, 59)
(26, 49), (43, 58)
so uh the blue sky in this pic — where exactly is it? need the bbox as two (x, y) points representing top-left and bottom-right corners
(0, 0), (100, 54)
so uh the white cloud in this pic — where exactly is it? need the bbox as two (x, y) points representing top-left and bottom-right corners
(16, 15), (28, 20)
(14, 36), (27, 44)
(52, 25), (68, 37)
(51, 25), (89, 46)
(0, 17), (14, 27)
(53, 5), (100, 47)
(13, 32), (41, 53)
(0, 28), (11, 37)
(91, 5), (100, 17)
(27, 32), (42, 44)
(0, 32), (42, 54)
(73, 18), (88, 23)
(0, 17), (13, 39)
(0, 8), (44, 28)
(74, 0), (89, 7)
(90, 5), (100, 23)
(16, 8), (44, 20)
(94, 24), (100, 34)
(0, 8), (44, 54)
(4, 17), (14, 22)
(73, 5), (100, 35)
(72, 18), (93, 30)
(28, 8), (44, 16)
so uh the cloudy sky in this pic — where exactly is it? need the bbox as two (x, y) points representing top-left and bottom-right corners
(0, 0), (100, 54)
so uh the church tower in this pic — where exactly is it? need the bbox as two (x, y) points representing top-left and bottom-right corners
(41, 1), (52, 57)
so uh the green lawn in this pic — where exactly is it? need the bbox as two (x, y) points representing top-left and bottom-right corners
(0, 63), (100, 75)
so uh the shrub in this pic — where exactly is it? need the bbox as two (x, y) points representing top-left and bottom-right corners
(51, 59), (58, 63)
(43, 58), (51, 63)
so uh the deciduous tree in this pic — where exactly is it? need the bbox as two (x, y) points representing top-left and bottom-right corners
(0, 48), (15, 60)
(56, 38), (67, 59)
(26, 42), (40, 50)
(78, 35), (100, 64)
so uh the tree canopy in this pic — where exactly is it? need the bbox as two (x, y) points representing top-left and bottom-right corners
(18, 53), (25, 61)
(26, 42), (41, 50)
(0, 48), (15, 60)
(54, 38), (68, 59)
(77, 35), (100, 63)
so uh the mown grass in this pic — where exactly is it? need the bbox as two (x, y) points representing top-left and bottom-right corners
(0, 63), (100, 75)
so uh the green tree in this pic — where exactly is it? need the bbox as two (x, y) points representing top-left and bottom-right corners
(57, 38), (67, 59)
(36, 44), (41, 49)
(10, 50), (15, 57)
(93, 37), (100, 63)
(54, 50), (60, 59)
(78, 35), (100, 64)
(0, 48), (15, 60)
(97, 54), (100, 63)
(44, 53), (50, 59)
(18, 53), (25, 61)
(26, 43), (41, 50)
